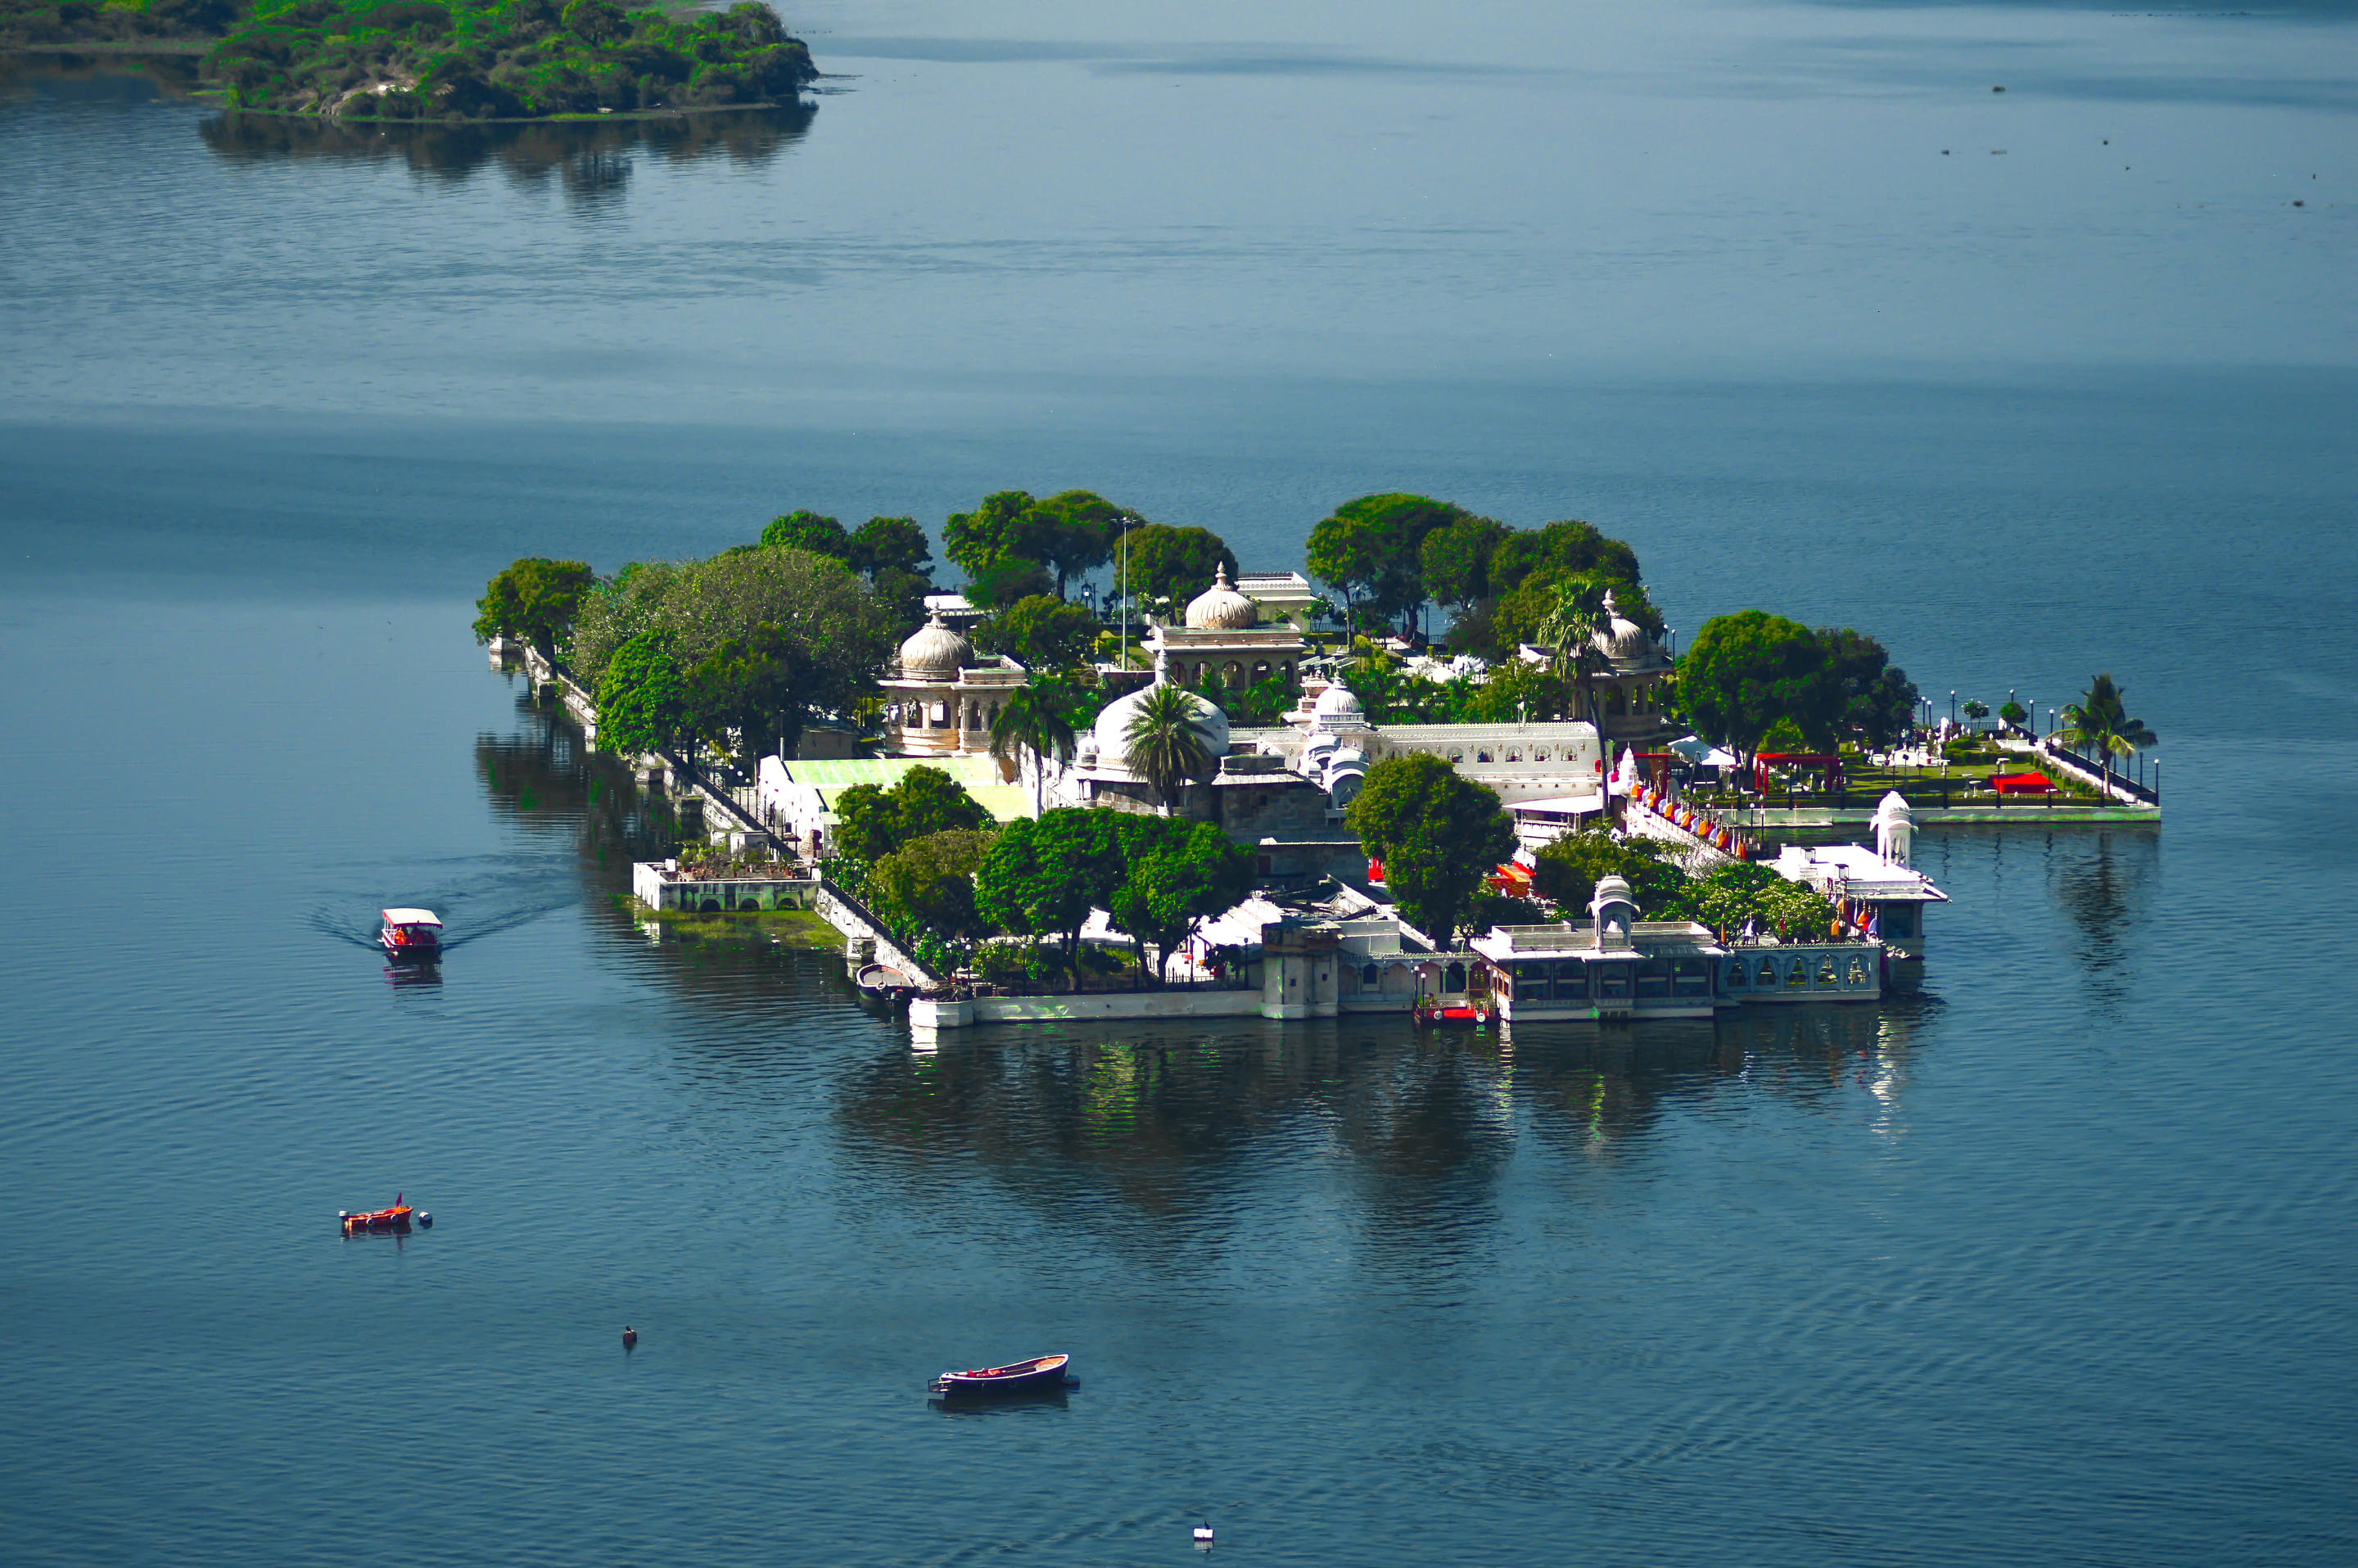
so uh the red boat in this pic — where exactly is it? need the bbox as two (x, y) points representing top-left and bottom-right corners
(1413, 996), (1492, 1028)
(340, 1195), (414, 1236)
(929, 1353), (1072, 1396)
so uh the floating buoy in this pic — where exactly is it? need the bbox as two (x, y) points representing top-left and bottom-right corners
(418, 1212), (433, 1228)
(622, 1326), (638, 1349)
(1193, 1521), (1214, 1545)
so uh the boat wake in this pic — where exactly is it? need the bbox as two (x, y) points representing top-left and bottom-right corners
(303, 853), (580, 955)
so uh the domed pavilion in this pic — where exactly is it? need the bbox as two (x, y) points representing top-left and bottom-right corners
(877, 608), (1034, 758)
(1145, 565), (1308, 694)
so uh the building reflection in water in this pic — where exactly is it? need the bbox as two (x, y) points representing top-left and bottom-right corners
(836, 1004), (1931, 1242)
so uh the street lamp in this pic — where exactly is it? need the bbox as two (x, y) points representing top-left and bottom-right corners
(1949, 690), (1958, 726)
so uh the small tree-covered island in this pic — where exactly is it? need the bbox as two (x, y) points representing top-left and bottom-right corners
(481, 488), (2157, 1023)
(2, 0), (816, 120)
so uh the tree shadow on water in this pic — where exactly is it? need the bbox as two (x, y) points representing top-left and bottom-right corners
(198, 101), (816, 200)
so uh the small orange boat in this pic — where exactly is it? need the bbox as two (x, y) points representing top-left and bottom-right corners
(340, 1195), (414, 1236)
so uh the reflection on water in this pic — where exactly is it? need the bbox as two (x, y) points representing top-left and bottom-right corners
(0, 51), (204, 101)
(2049, 830), (2160, 1009)
(838, 1003), (1931, 1234)
(475, 688), (679, 870)
(199, 102), (817, 196)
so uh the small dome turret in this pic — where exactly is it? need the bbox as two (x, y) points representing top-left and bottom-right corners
(1091, 676), (1231, 773)
(1183, 564), (1258, 630)
(1592, 590), (1666, 671)
(1311, 682), (1368, 730)
(897, 609), (969, 678)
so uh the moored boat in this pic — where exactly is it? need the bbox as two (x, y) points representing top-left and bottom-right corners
(929, 1353), (1071, 1395)
(855, 963), (916, 1001)
(380, 908), (442, 962)
(1412, 996), (1492, 1028)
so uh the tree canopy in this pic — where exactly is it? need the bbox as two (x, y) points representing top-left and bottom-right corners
(829, 766), (993, 865)
(2057, 673), (2157, 761)
(593, 629), (689, 757)
(986, 680), (1082, 814)
(973, 594), (1102, 673)
(1530, 827), (1683, 917)
(1818, 628), (1919, 748)
(1114, 524), (1236, 614)
(205, 0), (815, 120)
(973, 809), (1126, 991)
(946, 489), (1137, 604)
(1344, 752), (1516, 947)
(759, 509), (853, 560)
(1678, 610), (1841, 768)
(1104, 816), (1254, 983)
(870, 827), (999, 942)
(474, 555), (594, 657)
(1307, 493), (1483, 635)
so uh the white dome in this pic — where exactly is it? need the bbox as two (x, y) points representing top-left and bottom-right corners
(1592, 590), (1663, 670)
(897, 610), (968, 677)
(1311, 682), (1367, 729)
(1183, 564), (1258, 630)
(1092, 678), (1230, 773)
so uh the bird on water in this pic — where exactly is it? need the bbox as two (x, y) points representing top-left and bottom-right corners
(622, 1326), (638, 1349)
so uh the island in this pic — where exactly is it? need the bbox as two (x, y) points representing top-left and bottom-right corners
(2, 0), (817, 120)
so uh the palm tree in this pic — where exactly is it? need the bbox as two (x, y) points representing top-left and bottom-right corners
(1538, 576), (1613, 728)
(2054, 673), (2157, 788)
(1123, 682), (1214, 815)
(987, 683), (1077, 814)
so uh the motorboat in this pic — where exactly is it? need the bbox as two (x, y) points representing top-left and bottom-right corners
(380, 908), (442, 962)
(340, 1196), (414, 1236)
(929, 1353), (1072, 1396)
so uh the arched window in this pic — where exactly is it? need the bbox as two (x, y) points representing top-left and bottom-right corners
(1444, 961), (1466, 992)
(1477, 751), (1493, 763)
(1817, 955), (1841, 987)
(1362, 963), (1380, 987)
(1759, 958), (1782, 988)
(1506, 750), (1522, 763)
(1725, 959), (1749, 990)
(1449, 752), (1464, 763)
(1845, 956), (1871, 987)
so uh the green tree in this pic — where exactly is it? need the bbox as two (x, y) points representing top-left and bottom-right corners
(571, 546), (889, 731)
(1818, 628), (1919, 748)
(1106, 817), (1254, 985)
(1344, 752), (1516, 947)
(848, 515), (932, 577)
(1114, 524), (1236, 614)
(1307, 494), (1479, 636)
(986, 680), (1081, 814)
(1481, 521), (1652, 655)
(594, 630), (691, 757)
(677, 619), (818, 763)
(1036, 489), (1135, 599)
(1123, 682), (1217, 813)
(974, 809), (1126, 991)
(759, 509), (854, 560)
(1531, 828), (1681, 916)
(870, 827), (999, 942)
(1535, 572), (1618, 728)
(973, 595), (1103, 673)
(830, 765), (992, 865)
(1678, 610), (1842, 772)
(946, 490), (1059, 605)
(474, 557), (595, 658)
(2056, 674), (2157, 770)
(1419, 512), (1513, 613)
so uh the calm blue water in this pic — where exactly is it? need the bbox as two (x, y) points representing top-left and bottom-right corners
(4, 2), (2356, 1561)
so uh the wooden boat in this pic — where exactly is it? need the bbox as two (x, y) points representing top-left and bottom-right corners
(929, 1353), (1072, 1396)
(340, 1196), (413, 1236)
(379, 908), (442, 962)
(855, 963), (916, 1001)
(1413, 996), (1492, 1028)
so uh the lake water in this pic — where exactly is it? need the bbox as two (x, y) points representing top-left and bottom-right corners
(3, 1), (2356, 1562)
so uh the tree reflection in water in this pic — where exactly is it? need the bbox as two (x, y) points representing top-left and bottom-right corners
(475, 689), (680, 874)
(199, 102), (816, 201)
(838, 1005), (1931, 1247)
(2048, 829), (2158, 1012)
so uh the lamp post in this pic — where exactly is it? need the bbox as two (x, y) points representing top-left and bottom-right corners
(1949, 690), (1958, 726)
